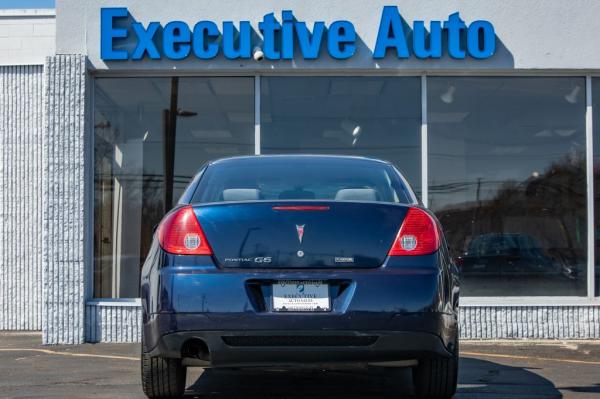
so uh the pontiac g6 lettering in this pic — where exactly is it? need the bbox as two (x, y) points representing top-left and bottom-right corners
(223, 257), (272, 263)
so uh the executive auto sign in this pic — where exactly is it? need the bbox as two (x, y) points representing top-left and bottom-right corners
(100, 6), (495, 61)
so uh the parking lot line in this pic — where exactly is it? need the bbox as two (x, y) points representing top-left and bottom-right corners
(463, 351), (600, 366)
(2, 347), (599, 367)
(0, 348), (138, 361)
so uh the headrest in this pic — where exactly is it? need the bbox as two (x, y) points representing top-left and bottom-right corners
(222, 188), (260, 202)
(335, 188), (377, 201)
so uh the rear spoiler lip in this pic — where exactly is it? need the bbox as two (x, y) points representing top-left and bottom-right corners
(187, 199), (416, 207)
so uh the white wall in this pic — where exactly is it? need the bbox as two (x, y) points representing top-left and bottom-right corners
(56, 0), (600, 71)
(0, 9), (55, 66)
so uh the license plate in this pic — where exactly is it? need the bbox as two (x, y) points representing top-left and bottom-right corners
(272, 280), (330, 312)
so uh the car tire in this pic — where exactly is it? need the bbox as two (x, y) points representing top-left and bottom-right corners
(413, 338), (459, 399)
(141, 350), (186, 399)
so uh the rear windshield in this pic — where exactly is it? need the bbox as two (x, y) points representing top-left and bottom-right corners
(190, 158), (414, 204)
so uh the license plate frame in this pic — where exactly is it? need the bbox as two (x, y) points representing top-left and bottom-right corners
(272, 280), (330, 312)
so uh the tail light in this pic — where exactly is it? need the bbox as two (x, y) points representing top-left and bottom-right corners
(157, 206), (212, 255)
(388, 207), (440, 256)
(455, 256), (465, 268)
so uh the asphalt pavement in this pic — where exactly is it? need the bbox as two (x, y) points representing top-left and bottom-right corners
(0, 332), (599, 398)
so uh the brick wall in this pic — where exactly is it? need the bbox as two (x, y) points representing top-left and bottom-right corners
(0, 9), (55, 66)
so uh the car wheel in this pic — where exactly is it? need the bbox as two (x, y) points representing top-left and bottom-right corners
(141, 345), (186, 398)
(412, 337), (458, 399)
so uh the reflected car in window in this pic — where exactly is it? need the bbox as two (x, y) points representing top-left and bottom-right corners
(456, 233), (579, 279)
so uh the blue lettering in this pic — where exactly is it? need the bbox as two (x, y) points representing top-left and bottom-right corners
(328, 21), (356, 59)
(100, 7), (128, 60)
(281, 10), (294, 60)
(222, 21), (251, 59)
(163, 21), (191, 60)
(467, 20), (495, 59)
(131, 22), (161, 60)
(192, 21), (220, 59)
(99, 8), (495, 62)
(374, 6), (409, 59)
(258, 13), (281, 60)
(444, 12), (466, 59)
(295, 21), (325, 59)
(413, 21), (441, 58)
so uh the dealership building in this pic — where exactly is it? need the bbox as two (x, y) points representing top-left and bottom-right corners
(1, 0), (600, 344)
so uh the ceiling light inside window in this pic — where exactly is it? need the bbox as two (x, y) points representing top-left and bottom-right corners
(440, 85), (456, 104)
(341, 120), (361, 137)
(564, 85), (581, 104)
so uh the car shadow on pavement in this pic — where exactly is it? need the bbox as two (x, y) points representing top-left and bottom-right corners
(184, 357), (562, 398)
(560, 383), (600, 394)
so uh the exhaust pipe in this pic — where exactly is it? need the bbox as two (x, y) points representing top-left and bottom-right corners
(182, 338), (210, 361)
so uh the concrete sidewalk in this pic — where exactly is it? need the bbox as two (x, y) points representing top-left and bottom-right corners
(0, 333), (599, 398)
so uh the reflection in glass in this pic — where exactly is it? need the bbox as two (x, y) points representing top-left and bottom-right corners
(429, 77), (587, 296)
(93, 77), (254, 298)
(260, 77), (422, 195)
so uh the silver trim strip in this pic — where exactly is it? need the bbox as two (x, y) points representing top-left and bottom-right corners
(421, 75), (428, 207)
(86, 298), (142, 307)
(254, 75), (261, 155)
(586, 76), (595, 298)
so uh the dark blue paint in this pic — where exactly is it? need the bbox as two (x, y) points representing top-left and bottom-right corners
(194, 201), (407, 268)
(141, 155), (459, 364)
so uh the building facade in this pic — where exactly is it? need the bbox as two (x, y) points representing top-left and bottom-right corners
(1, 0), (600, 344)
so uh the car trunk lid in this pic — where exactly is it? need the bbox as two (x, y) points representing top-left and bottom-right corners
(193, 201), (409, 268)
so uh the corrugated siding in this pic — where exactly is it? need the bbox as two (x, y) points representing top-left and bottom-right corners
(42, 55), (87, 344)
(85, 303), (142, 343)
(0, 65), (44, 331)
(459, 306), (600, 339)
(83, 303), (600, 343)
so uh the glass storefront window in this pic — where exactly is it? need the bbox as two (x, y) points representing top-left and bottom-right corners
(94, 75), (593, 299)
(93, 77), (254, 298)
(429, 77), (587, 296)
(260, 77), (422, 195)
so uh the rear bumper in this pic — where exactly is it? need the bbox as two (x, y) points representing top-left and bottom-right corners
(148, 328), (454, 367)
(141, 254), (459, 366)
(144, 312), (457, 366)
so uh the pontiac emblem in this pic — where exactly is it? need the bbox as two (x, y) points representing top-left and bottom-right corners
(296, 224), (305, 243)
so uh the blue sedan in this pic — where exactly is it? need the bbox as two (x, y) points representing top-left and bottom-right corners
(141, 155), (459, 399)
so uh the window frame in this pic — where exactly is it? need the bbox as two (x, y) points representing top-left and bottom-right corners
(87, 71), (599, 305)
